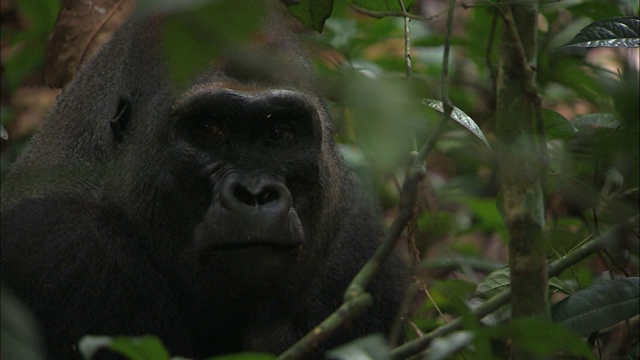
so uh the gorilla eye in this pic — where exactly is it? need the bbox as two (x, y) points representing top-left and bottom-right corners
(268, 125), (293, 142)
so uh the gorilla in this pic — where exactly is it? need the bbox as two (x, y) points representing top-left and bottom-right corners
(1, 3), (408, 359)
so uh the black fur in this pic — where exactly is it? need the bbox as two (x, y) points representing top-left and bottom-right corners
(1, 8), (407, 360)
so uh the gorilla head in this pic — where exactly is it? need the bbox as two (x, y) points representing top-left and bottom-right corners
(1, 3), (407, 359)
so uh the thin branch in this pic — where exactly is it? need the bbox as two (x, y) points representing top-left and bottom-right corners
(344, 160), (426, 301)
(397, 0), (412, 78)
(351, 5), (431, 22)
(277, 293), (373, 360)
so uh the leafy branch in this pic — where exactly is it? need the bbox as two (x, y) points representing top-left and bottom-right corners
(388, 215), (638, 359)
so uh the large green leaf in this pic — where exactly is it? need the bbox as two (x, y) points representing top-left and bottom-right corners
(422, 99), (491, 149)
(562, 16), (640, 48)
(286, 0), (334, 32)
(552, 277), (640, 336)
(347, 77), (427, 175)
(474, 267), (510, 298)
(543, 109), (578, 139)
(160, 0), (265, 87)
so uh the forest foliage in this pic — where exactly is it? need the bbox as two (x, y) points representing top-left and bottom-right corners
(1, 0), (638, 359)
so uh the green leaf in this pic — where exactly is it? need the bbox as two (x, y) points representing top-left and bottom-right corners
(475, 267), (510, 298)
(110, 336), (170, 360)
(425, 331), (475, 360)
(326, 334), (390, 360)
(548, 277), (576, 295)
(160, 1), (265, 87)
(543, 109), (578, 139)
(476, 268), (576, 297)
(490, 318), (595, 358)
(572, 113), (620, 129)
(347, 77), (427, 174)
(552, 277), (640, 336)
(422, 99), (491, 149)
(286, 0), (334, 32)
(561, 16), (640, 48)
(1, 286), (44, 360)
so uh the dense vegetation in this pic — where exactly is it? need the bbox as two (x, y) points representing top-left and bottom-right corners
(1, 0), (638, 359)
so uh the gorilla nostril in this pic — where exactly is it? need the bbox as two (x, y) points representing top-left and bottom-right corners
(221, 174), (291, 211)
(257, 188), (280, 205)
(233, 186), (257, 206)
(233, 185), (281, 207)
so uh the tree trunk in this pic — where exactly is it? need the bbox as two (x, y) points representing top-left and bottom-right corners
(495, 2), (549, 359)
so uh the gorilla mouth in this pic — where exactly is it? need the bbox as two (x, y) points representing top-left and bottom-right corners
(203, 239), (301, 252)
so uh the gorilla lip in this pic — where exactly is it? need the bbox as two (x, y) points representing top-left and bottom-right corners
(200, 240), (301, 254)
(205, 238), (302, 251)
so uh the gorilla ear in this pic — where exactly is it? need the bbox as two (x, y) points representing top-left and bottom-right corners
(110, 95), (132, 143)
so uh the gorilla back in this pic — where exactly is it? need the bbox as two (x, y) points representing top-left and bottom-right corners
(1, 5), (407, 359)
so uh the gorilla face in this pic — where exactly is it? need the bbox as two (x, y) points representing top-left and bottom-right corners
(168, 87), (324, 289)
(87, 15), (350, 312)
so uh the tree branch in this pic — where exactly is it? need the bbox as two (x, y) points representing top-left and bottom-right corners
(277, 293), (373, 360)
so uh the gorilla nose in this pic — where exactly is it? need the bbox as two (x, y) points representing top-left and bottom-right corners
(233, 183), (280, 207)
(196, 172), (302, 250)
(221, 173), (292, 215)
